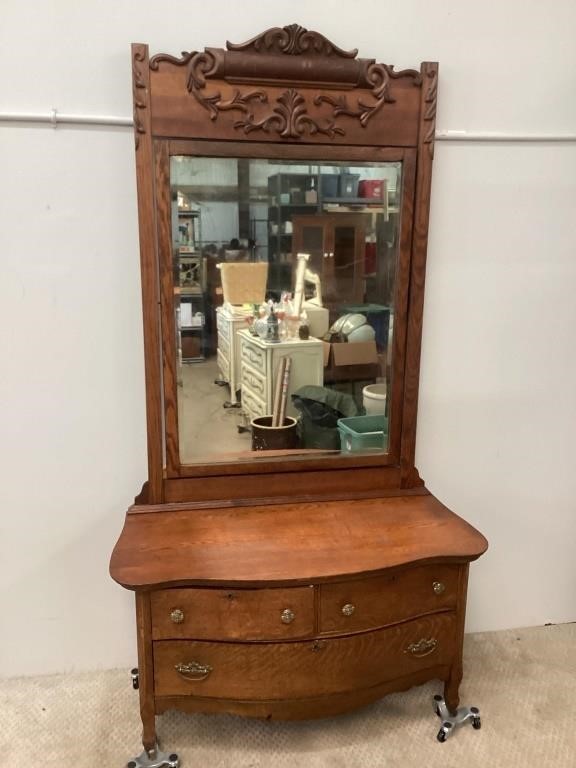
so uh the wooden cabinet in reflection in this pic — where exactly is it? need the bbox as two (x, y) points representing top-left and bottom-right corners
(292, 213), (367, 312)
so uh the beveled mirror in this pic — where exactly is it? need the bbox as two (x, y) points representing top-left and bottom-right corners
(172, 155), (406, 464)
(132, 25), (437, 503)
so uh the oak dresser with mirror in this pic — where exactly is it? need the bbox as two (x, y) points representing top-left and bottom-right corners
(110, 24), (488, 768)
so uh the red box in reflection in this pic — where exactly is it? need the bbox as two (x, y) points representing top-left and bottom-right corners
(358, 180), (384, 199)
(365, 242), (377, 275)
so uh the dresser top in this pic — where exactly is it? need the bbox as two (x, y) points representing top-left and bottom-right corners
(238, 328), (323, 349)
(110, 492), (488, 590)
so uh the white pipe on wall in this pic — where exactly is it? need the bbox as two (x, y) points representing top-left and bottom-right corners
(0, 109), (133, 127)
(1, 110), (576, 142)
(436, 130), (576, 143)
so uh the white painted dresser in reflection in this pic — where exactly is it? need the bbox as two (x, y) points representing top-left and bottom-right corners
(215, 306), (248, 405)
(239, 329), (324, 423)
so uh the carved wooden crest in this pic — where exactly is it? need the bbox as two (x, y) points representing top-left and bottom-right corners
(147, 24), (422, 142)
(226, 23), (358, 57)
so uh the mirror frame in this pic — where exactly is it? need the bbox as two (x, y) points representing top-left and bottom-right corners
(130, 25), (438, 505)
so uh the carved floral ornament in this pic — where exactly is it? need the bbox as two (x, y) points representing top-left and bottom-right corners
(226, 23), (358, 57)
(148, 24), (423, 141)
(132, 47), (147, 149)
(422, 66), (438, 157)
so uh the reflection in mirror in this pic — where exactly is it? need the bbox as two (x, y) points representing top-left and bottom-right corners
(171, 157), (402, 464)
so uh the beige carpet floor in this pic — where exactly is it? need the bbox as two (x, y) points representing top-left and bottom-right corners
(2, 623), (575, 768)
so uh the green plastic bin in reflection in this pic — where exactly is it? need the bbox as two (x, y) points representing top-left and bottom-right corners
(337, 414), (389, 453)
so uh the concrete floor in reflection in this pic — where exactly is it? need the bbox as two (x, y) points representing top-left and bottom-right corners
(178, 357), (252, 463)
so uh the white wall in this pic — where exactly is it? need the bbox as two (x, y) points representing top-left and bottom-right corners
(1, 0), (575, 677)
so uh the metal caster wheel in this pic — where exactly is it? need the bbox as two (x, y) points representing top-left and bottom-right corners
(432, 695), (482, 741)
(126, 747), (180, 768)
(437, 719), (452, 742)
(471, 708), (481, 730)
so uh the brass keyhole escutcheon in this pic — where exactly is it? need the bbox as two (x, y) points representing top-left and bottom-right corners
(341, 603), (355, 616)
(170, 608), (185, 624)
(433, 581), (446, 595)
(281, 608), (295, 624)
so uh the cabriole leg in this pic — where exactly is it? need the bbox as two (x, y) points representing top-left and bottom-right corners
(126, 667), (179, 767)
(141, 705), (157, 756)
(443, 667), (462, 715)
(127, 595), (180, 766)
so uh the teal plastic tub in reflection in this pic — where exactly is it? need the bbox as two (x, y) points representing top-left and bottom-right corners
(337, 415), (389, 453)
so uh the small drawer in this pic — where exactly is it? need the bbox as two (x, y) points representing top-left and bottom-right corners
(151, 586), (315, 641)
(241, 387), (267, 422)
(241, 339), (266, 375)
(153, 612), (456, 699)
(216, 311), (229, 338)
(319, 565), (459, 635)
(216, 348), (230, 381)
(218, 332), (230, 359)
(241, 364), (266, 399)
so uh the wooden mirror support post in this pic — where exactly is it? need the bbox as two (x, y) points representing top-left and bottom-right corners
(110, 25), (487, 767)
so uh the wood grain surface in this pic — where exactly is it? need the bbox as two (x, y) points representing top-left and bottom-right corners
(153, 612), (456, 699)
(151, 585), (315, 641)
(153, 666), (450, 719)
(400, 61), (439, 487)
(162, 466), (402, 503)
(319, 563), (459, 635)
(131, 43), (164, 503)
(110, 492), (487, 589)
(135, 592), (156, 751)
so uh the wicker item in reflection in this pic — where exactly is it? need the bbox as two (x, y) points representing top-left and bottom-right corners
(218, 262), (268, 306)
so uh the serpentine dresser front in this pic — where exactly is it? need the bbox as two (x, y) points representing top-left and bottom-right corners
(110, 491), (487, 753)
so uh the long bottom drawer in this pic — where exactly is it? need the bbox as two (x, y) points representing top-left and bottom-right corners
(154, 612), (456, 699)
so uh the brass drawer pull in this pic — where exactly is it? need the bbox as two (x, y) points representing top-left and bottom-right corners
(175, 661), (213, 681)
(341, 603), (356, 617)
(433, 581), (446, 595)
(170, 608), (185, 624)
(405, 638), (438, 657)
(281, 608), (295, 624)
